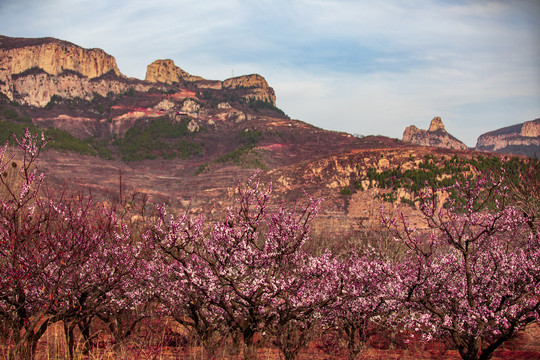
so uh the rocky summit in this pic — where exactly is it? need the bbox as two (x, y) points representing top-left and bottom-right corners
(145, 59), (276, 105)
(402, 117), (468, 151)
(145, 59), (203, 83)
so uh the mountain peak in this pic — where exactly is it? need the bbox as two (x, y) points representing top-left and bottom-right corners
(428, 116), (445, 132)
(145, 59), (203, 83)
(403, 117), (467, 151)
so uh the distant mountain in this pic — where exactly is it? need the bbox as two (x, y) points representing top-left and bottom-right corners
(402, 117), (468, 150)
(475, 119), (540, 158)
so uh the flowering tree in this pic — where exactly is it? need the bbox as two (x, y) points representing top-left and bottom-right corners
(0, 130), (147, 360)
(266, 249), (341, 360)
(322, 252), (399, 360)
(383, 174), (540, 360)
(148, 176), (340, 360)
(150, 232), (229, 359)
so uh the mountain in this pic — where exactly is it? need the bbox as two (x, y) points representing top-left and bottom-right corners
(475, 118), (540, 158)
(402, 117), (468, 150)
(0, 35), (534, 236)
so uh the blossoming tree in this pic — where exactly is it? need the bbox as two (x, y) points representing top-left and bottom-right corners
(148, 176), (342, 360)
(384, 173), (540, 360)
(0, 130), (147, 360)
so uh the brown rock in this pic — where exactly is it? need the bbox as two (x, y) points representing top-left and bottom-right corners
(476, 118), (540, 157)
(145, 59), (202, 84)
(223, 74), (276, 105)
(428, 117), (445, 132)
(521, 120), (540, 138)
(0, 35), (122, 79)
(0, 35), (153, 107)
(402, 117), (468, 151)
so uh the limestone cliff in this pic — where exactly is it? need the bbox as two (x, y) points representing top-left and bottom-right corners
(475, 118), (540, 157)
(403, 117), (468, 151)
(0, 35), (151, 107)
(0, 35), (122, 78)
(9, 71), (150, 107)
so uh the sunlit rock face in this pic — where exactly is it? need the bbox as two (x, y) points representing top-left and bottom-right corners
(403, 117), (468, 151)
(0, 35), (152, 107)
(0, 35), (122, 78)
(223, 74), (276, 105)
(475, 119), (540, 157)
(145, 59), (203, 83)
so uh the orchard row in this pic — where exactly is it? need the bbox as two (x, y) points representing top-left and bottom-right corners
(1, 130), (539, 360)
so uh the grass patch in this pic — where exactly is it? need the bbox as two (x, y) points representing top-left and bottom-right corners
(114, 117), (202, 161)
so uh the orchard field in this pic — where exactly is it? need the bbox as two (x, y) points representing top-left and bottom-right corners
(1, 130), (539, 360)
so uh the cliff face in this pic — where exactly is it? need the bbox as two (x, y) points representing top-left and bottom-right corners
(0, 35), (149, 107)
(403, 117), (468, 151)
(475, 119), (540, 157)
(0, 36), (122, 78)
(10, 72), (150, 107)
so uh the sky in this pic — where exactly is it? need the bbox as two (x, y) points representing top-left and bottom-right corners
(1, 0), (539, 147)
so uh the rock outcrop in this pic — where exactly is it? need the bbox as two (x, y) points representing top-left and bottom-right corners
(0, 35), (151, 107)
(145, 61), (276, 106)
(223, 74), (276, 105)
(475, 118), (540, 157)
(145, 59), (202, 83)
(403, 117), (468, 151)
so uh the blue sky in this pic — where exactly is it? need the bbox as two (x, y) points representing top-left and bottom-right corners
(1, 0), (539, 147)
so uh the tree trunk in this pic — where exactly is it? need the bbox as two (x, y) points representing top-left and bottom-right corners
(456, 338), (482, 360)
(228, 330), (242, 356)
(10, 330), (41, 360)
(243, 330), (258, 360)
(64, 322), (77, 360)
(9, 315), (51, 360)
(79, 317), (93, 355)
(345, 320), (367, 360)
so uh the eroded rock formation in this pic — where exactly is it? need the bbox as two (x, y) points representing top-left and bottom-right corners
(145, 60), (276, 105)
(145, 59), (202, 83)
(223, 74), (276, 105)
(0, 36), (122, 78)
(403, 117), (468, 151)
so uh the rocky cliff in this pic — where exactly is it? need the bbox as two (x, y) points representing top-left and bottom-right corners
(1, 35), (278, 108)
(145, 60), (276, 105)
(0, 35), (151, 107)
(475, 118), (540, 157)
(0, 36), (122, 78)
(403, 117), (468, 151)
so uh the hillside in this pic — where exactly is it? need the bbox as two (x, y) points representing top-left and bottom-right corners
(0, 35), (536, 236)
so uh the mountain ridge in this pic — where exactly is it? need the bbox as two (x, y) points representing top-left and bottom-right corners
(475, 118), (540, 157)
